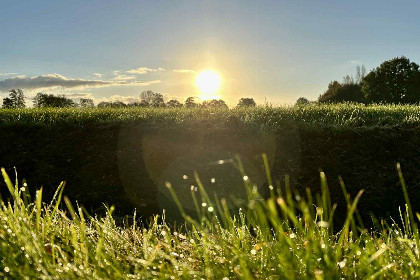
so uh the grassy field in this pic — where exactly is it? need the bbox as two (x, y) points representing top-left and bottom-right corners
(0, 160), (419, 279)
(0, 103), (419, 128)
(0, 104), (419, 278)
(0, 104), (419, 224)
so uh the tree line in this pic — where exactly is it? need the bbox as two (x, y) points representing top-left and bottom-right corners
(297, 56), (420, 105)
(5, 56), (418, 109)
(1, 89), (257, 109)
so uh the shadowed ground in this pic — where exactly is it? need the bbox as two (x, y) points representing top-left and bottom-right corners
(0, 120), (418, 226)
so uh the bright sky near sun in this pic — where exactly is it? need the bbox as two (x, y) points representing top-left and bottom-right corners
(1, 0), (420, 106)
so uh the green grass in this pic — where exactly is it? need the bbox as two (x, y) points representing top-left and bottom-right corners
(0, 158), (419, 279)
(0, 103), (419, 129)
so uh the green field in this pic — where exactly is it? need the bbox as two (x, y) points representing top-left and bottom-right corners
(0, 104), (419, 221)
(0, 103), (419, 127)
(0, 104), (419, 278)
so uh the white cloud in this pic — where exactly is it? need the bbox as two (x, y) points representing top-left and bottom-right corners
(0, 74), (161, 93)
(0, 73), (18, 77)
(92, 73), (103, 78)
(66, 92), (95, 99)
(173, 69), (195, 73)
(126, 67), (165, 74)
(347, 60), (362, 64)
(114, 74), (136, 80)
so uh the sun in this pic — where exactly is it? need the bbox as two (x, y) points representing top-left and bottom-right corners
(195, 70), (221, 100)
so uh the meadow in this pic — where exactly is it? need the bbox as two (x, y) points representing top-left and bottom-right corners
(0, 104), (418, 220)
(0, 103), (419, 278)
(0, 103), (418, 127)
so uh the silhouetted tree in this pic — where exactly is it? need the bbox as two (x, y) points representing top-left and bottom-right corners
(151, 93), (165, 107)
(319, 65), (369, 103)
(79, 98), (94, 108)
(319, 81), (343, 102)
(362, 56), (420, 104)
(140, 90), (156, 103)
(2, 97), (14, 108)
(97, 102), (111, 108)
(295, 97), (310, 106)
(166, 99), (182, 108)
(3, 89), (25, 108)
(139, 100), (150, 107)
(127, 100), (149, 107)
(127, 102), (141, 107)
(111, 101), (127, 108)
(140, 90), (165, 107)
(237, 98), (256, 107)
(33, 93), (43, 108)
(185, 97), (198, 108)
(34, 94), (74, 107)
(201, 99), (228, 109)
(336, 84), (364, 103)
(319, 82), (364, 103)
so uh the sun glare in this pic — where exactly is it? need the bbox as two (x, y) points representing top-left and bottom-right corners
(195, 70), (221, 100)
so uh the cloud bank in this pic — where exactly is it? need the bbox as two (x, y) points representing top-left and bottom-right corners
(0, 74), (161, 93)
(114, 74), (137, 81)
(0, 73), (18, 77)
(173, 69), (195, 73)
(126, 67), (165, 74)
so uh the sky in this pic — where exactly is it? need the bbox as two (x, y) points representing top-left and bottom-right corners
(1, 0), (420, 106)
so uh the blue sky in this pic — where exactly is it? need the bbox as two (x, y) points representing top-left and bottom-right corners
(1, 0), (419, 105)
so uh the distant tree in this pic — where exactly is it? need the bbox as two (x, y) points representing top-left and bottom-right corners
(237, 98), (256, 107)
(97, 102), (111, 108)
(319, 65), (369, 103)
(295, 97), (310, 106)
(140, 90), (156, 103)
(97, 101), (128, 108)
(10, 89), (25, 108)
(111, 101), (127, 108)
(140, 90), (165, 107)
(151, 93), (165, 107)
(3, 89), (25, 108)
(127, 102), (141, 107)
(342, 75), (355, 85)
(362, 56), (420, 104)
(185, 97), (198, 108)
(341, 65), (366, 85)
(79, 98), (94, 108)
(355, 65), (366, 84)
(2, 97), (14, 108)
(202, 99), (228, 109)
(127, 100), (150, 107)
(35, 94), (74, 107)
(59, 96), (75, 107)
(319, 82), (364, 103)
(33, 93), (43, 108)
(319, 81), (343, 102)
(335, 84), (364, 103)
(166, 99), (182, 108)
(139, 100), (150, 107)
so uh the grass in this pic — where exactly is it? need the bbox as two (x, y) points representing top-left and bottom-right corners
(0, 157), (419, 279)
(0, 103), (419, 129)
